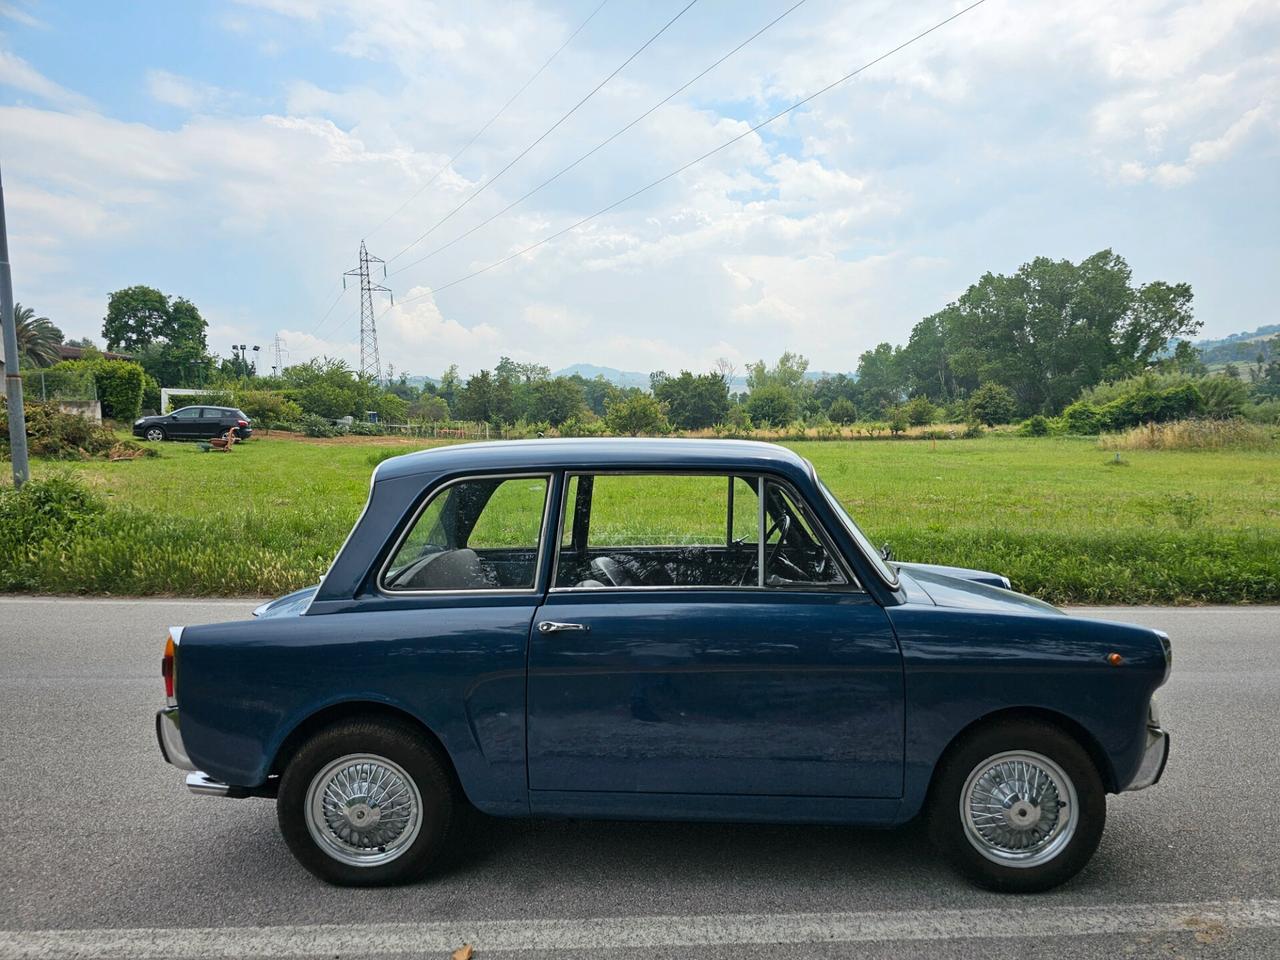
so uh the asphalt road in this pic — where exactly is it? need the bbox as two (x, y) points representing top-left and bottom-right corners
(1, 599), (1278, 959)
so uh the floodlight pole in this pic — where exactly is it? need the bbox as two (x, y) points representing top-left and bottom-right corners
(0, 163), (30, 487)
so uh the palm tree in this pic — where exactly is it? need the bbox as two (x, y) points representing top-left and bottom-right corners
(11, 303), (64, 368)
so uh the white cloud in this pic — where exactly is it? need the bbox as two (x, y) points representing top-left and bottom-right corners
(0, 50), (90, 110)
(146, 70), (229, 112)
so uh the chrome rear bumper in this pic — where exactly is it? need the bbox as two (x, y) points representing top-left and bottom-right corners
(155, 707), (195, 771)
(157, 708), (243, 797)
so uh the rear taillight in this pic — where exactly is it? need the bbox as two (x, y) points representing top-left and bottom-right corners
(237, 419), (248, 427)
(162, 634), (176, 702)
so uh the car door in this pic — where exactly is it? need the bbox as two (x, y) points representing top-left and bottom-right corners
(527, 472), (904, 800)
(168, 406), (203, 438)
(199, 406), (227, 438)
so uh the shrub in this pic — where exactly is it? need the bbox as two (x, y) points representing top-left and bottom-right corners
(744, 384), (799, 427)
(604, 393), (670, 436)
(348, 421), (386, 436)
(963, 420), (986, 438)
(903, 396), (937, 426)
(1, 400), (157, 460)
(887, 408), (909, 436)
(557, 414), (608, 438)
(1020, 414), (1051, 436)
(1063, 401), (1103, 434)
(827, 397), (857, 425)
(1242, 399), (1280, 425)
(235, 390), (303, 428)
(90, 359), (146, 421)
(300, 414), (341, 438)
(966, 383), (1018, 425)
(0, 474), (105, 548)
(1198, 376), (1250, 419)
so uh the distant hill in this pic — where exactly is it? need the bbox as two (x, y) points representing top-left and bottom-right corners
(554, 363), (855, 393)
(1194, 324), (1278, 366)
(401, 364), (858, 392)
(554, 364), (651, 390)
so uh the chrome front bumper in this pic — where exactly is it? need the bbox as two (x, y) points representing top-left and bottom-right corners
(156, 708), (235, 797)
(1124, 702), (1170, 792)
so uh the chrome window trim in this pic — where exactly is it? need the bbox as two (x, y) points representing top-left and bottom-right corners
(547, 469), (862, 595)
(807, 459), (899, 590)
(376, 471), (554, 597)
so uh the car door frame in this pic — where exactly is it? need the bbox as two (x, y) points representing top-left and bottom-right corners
(526, 467), (905, 825)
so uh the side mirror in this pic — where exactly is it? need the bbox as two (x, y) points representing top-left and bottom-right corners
(880, 542), (894, 562)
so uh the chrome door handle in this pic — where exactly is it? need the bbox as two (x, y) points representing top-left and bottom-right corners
(538, 621), (589, 634)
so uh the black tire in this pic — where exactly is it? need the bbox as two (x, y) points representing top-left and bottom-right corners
(277, 718), (461, 886)
(927, 719), (1106, 893)
(144, 427), (165, 442)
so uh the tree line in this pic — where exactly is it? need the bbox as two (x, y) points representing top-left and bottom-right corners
(12, 248), (1280, 434)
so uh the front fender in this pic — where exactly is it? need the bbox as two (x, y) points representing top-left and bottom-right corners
(888, 606), (1168, 817)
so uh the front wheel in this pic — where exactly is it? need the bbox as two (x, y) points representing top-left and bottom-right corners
(144, 427), (165, 442)
(277, 719), (460, 886)
(927, 720), (1105, 892)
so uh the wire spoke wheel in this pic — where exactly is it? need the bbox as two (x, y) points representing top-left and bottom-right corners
(305, 753), (423, 868)
(960, 750), (1078, 868)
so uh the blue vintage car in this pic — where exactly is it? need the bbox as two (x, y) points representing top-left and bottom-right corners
(156, 438), (1170, 891)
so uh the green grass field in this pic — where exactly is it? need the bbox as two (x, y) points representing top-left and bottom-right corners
(3, 433), (1278, 602)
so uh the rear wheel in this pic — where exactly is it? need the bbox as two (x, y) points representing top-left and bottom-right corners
(927, 720), (1105, 892)
(277, 719), (460, 886)
(144, 427), (165, 441)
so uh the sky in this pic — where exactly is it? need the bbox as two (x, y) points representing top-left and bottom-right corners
(1, 0), (1277, 380)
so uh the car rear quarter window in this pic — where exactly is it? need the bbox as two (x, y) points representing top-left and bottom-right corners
(382, 475), (550, 592)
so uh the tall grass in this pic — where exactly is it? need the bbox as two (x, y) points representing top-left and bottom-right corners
(3, 432), (1278, 602)
(1100, 418), (1277, 451)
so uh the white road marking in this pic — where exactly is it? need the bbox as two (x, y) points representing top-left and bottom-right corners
(3, 900), (1278, 959)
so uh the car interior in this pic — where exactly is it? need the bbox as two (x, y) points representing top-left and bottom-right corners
(381, 473), (847, 593)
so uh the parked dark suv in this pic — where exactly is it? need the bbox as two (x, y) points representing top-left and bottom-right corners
(133, 406), (253, 442)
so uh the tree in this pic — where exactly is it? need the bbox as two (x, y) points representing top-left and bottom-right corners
(10, 303), (63, 368)
(456, 370), (498, 424)
(605, 392), (670, 436)
(828, 397), (857, 424)
(438, 364), (462, 411)
(903, 395), (937, 426)
(528, 377), (586, 426)
(745, 383), (799, 426)
(894, 250), (1199, 417)
(746, 350), (809, 394)
(652, 370), (730, 430)
(411, 394), (450, 422)
(854, 342), (905, 414)
(102, 286), (173, 352)
(967, 382), (1018, 425)
(103, 286), (211, 388)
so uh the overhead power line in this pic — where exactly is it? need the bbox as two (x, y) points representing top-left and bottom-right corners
(386, 0), (990, 311)
(388, 0), (810, 280)
(365, 0), (611, 241)
(385, 0), (702, 265)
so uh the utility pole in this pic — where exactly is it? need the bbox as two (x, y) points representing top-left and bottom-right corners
(270, 333), (288, 377)
(344, 241), (392, 384)
(0, 163), (30, 488)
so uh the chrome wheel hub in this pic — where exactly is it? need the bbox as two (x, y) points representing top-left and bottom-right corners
(960, 750), (1079, 868)
(304, 754), (422, 867)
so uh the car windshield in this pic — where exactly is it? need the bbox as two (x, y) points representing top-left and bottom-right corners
(815, 476), (898, 587)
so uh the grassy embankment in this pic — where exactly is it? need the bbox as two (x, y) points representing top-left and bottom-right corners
(2, 432), (1278, 603)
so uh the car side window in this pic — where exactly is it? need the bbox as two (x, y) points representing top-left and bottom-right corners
(763, 482), (848, 587)
(172, 407), (201, 419)
(383, 475), (550, 592)
(554, 473), (762, 589)
(200, 407), (222, 418)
